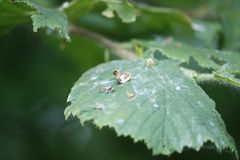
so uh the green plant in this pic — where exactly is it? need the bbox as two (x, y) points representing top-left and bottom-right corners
(1, 0), (240, 159)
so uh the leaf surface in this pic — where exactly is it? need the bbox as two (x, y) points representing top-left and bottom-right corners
(65, 59), (238, 157)
(141, 40), (240, 74)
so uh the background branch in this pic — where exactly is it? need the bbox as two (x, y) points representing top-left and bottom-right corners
(70, 25), (137, 60)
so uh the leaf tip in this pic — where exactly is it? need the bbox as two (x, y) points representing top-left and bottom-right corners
(64, 106), (72, 120)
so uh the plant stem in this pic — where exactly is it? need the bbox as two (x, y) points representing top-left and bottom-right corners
(70, 25), (137, 60)
(195, 73), (240, 88)
(181, 68), (240, 88)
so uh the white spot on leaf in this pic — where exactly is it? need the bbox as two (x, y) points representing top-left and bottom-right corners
(197, 101), (204, 108)
(95, 103), (105, 110)
(91, 76), (97, 80)
(151, 98), (156, 103)
(209, 121), (215, 126)
(116, 118), (124, 125)
(166, 108), (170, 115)
(175, 86), (181, 91)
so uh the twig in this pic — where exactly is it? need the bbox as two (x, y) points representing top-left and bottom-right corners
(70, 25), (137, 60)
(181, 68), (240, 88)
(195, 73), (240, 88)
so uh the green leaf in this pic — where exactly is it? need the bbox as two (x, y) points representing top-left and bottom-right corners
(64, 0), (137, 23)
(0, 0), (70, 41)
(138, 39), (240, 89)
(0, 0), (32, 28)
(101, 0), (137, 23)
(191, 20), (222, 49)
(78, 4), (194, 39)
(63, 0), (97, 20)
(65, 59), (238, 157)
(141, 40), (240, 74)
(134, 3), (194, 36)
(210, 0), (240, 51)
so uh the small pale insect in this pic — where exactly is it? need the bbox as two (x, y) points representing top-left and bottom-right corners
(95, 103), (105, 110)
(99, 86), (115, 93)
(127, 91), (134, 99)
(113, 70), (131, 84)
(145, 58), (155, 67)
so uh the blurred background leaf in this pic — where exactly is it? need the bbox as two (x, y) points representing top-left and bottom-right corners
(0, 0), (70, 40)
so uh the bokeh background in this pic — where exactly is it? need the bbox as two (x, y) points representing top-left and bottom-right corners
(0, 0), (240, 160)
